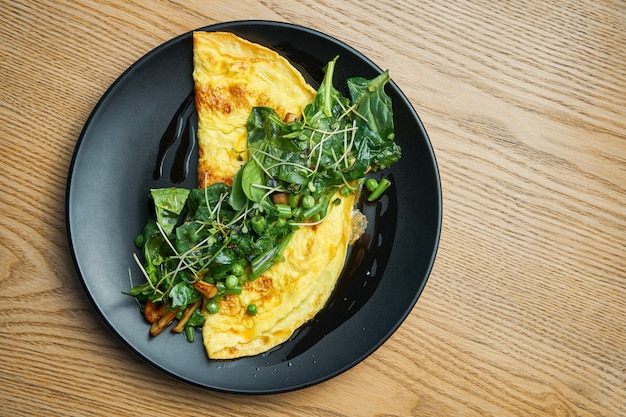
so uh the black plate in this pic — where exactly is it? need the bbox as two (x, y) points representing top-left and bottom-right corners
(66, 20), (441, 394)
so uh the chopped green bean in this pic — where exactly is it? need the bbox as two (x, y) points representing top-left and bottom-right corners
(302, 203), (323, 220)
(276, 203), (292, 219)
(207, 300), (219, 314)
(225, 284), (242, 295)
(367, 178), (391, 201)
(185, 326), (195, 342)
(288, 193), (301, 208)
(251, 215), (266, 234)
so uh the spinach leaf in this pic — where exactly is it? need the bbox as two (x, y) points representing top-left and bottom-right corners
(228, 168), (247, 211)
(187, 183), (230, 221)
(306, 56), (348, 121)
(347, 71), (394, 144)
(347, 71), (401, 170)
(241, 158), (267, 203)
(175, 221), (203, 253)
(247, 107), (303, 148)
(150, 188), (190, 235)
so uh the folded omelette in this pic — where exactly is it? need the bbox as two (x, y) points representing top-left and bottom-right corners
(193, 31), (317, 188)
(192, 31), (359, 359)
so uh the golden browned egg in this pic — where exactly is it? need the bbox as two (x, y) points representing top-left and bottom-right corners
(192, 31), (316, 188)
(192, 31), (359, 359)
(202, 192), (356, 359)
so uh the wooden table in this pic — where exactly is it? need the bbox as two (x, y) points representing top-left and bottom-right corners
(2, 1), (624, 415)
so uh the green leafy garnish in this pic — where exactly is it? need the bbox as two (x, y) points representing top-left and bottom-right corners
(151, 188), (189, 235)
(129, 57), (401, 342)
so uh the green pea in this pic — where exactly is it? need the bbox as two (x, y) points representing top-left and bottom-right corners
(301, 195), (315, 209)
(231, 262), (245, 277)
(365, 178), (379, 192)
(247, 303), (258, 316)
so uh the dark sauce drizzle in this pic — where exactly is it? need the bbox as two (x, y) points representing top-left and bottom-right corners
(153, 90), (196, 183)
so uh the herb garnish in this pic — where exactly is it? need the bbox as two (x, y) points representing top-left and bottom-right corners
(128, 57), (401, 341)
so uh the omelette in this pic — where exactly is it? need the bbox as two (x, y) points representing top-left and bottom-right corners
(193, 31), (317, 188)
(192, 31), (361, 359)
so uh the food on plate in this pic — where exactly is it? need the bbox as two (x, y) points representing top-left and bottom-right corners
(129, 31), (401, 359)
(192, 31), (316, 188)
(202, 188), (358, 358)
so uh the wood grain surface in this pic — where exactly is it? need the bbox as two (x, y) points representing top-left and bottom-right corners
(1, 1), (624, 416)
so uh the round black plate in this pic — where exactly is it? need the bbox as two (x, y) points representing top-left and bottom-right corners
(66, 20), (441, 394)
